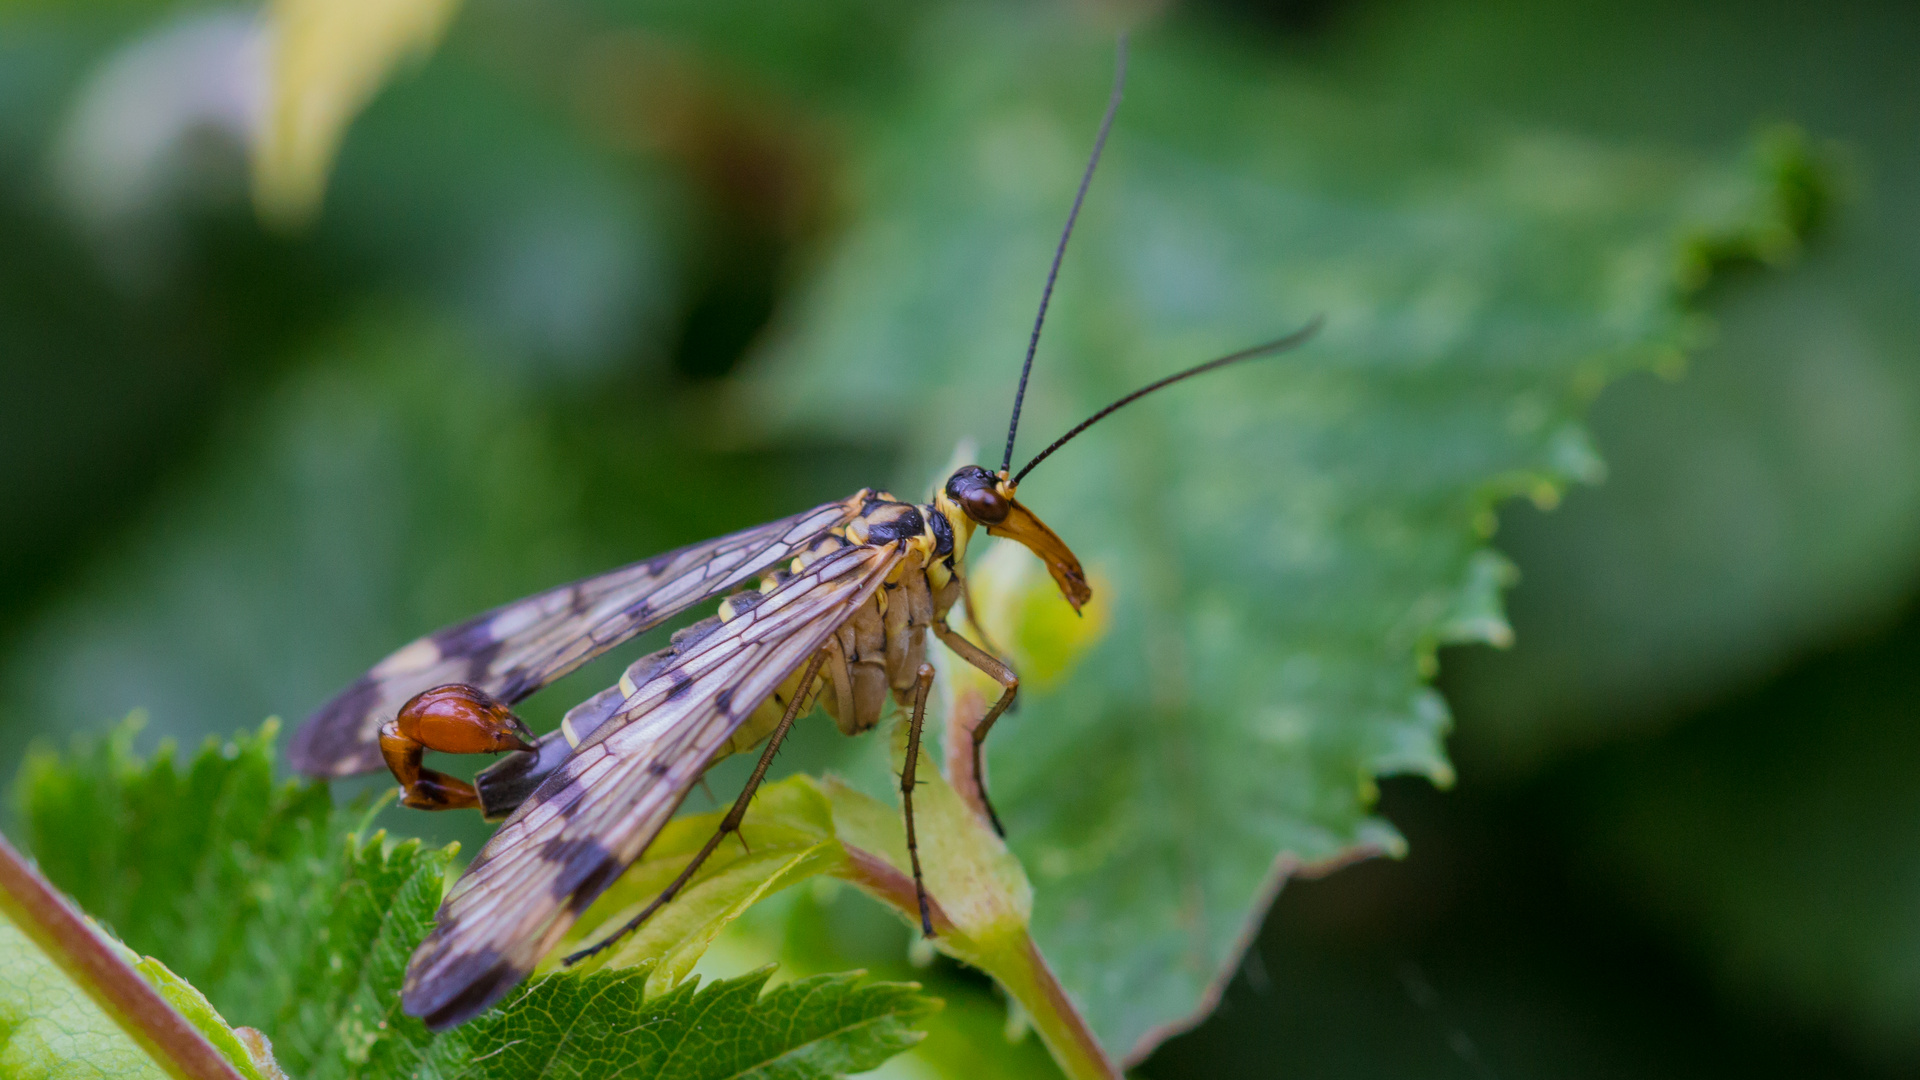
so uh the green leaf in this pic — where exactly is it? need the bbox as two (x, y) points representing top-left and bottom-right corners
(121, 951), (282, 1080)
(14, 717), (334, 1024)
(268, 832), (450, 1080)
(15, 723), (936, 1079)
(686, 883), (1065, 1080)
(418, 967), (931, 1080)
(563, 763), (1112, 1078)
(818, 742), (1118, 1080)
(1354, 0), (1920, 774)
(744, 14), (1815, 1060)
(12, 717), (443, 1078)
(0, 901), (284, 1080)
(1341, 0), (1920, 1059)
(561, 776), (846, 998)
(256, 0), (465, 226)
(1, 913), (171, 1080)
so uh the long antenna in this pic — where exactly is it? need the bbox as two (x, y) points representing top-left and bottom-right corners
(1012, 315), (1324, 485)
(1001, 34), (1129, 476)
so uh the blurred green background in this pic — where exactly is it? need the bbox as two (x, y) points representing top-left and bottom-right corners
(4, 0), (1920, 1076)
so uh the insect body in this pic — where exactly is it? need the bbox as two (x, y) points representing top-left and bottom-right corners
(294, 469), (1080, 1030)
(289, 36), (1318, 1031)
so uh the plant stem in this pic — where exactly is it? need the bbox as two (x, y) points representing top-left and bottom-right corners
(0, 830), (246, 1080)
(978, 935), (1120, 1080)
(837, 845), (1119, 1079)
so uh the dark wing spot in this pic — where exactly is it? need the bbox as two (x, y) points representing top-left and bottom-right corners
(647, 759), (670, 776)
(406, 948), (529, 1031)
(666, 670), (695, 700)
(289, 675), (383, 775)
(542, 836), (624, 902)
(670, 616), (722, 650)
(714, 688), (734, 716)
(462, 638), (507, 685)
(475, 731), (574, 819)
(494, 663), (536, 704)
(619, 649), (674, 697)
(432, 614), (499, 661)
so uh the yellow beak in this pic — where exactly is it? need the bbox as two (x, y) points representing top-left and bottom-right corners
(987, 499), (1091, 612)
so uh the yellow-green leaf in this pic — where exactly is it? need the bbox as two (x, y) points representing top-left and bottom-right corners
(0, 910), (281, 1080)
(563, 777), (846, 997)
(254, 0), (464, 226)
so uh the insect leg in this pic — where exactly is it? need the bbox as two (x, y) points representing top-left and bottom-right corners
(931, 621), (1017, 836)
(900, 662), (938, 937)
(953, 562), (1006, 659)
(563, 650), (830, 966)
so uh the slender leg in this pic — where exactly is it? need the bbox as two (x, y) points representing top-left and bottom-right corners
(564, 650), (828, 966)
(930, 622), (1018, 836)
(900, 662), (937, 937)
(954, 563), (1005, 659)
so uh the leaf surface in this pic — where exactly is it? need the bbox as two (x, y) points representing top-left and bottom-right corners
(14, 718), (334, 1031)
(15, 724), (936, 1080)
(745, 14), (1813, 1059)
(257, 0), (464, 224)
(275, 833), (449, 1080)
(561, 774), (847, 998)
(418, 967), (931, 1080)
(0, 914), (170, 1080)
(0, 901), (283, 1080)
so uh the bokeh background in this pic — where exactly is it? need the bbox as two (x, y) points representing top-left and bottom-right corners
(5, 0), (1920, 1076)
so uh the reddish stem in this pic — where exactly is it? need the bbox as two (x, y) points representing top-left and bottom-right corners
(940, 682), (997, 829)
(0, 831), (246, 1080)
(836, 842), (1118, 1080)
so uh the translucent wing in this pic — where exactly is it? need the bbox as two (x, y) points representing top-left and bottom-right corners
(289, 497), (862, 776)
(399, 541), (905, 1029)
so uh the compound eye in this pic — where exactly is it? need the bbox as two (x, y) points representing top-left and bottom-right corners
(959, 486), (1010, 525)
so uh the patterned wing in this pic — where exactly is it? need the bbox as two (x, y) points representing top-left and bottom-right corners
(288, 497), (862, 776)
(399, 541), (904, 1030)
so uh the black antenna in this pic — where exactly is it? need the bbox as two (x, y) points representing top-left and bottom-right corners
(1001, 34), (1129, 476)
(1012, 315), (1324, 485)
